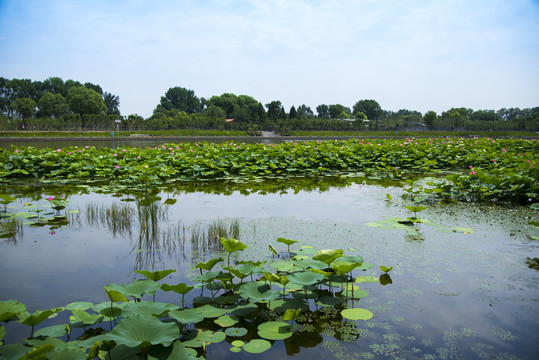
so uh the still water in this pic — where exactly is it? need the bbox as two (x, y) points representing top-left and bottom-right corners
(0, 177), (538, 359)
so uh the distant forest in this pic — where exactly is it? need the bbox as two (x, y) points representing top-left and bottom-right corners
(1, 76), (538, 132)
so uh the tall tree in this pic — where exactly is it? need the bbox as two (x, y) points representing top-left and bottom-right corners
(67, 86), (107, 116)
(265, 100), (282, 120)
(289, 105), (297, 119)
(155, 86), (202, 114)
(38, 92), (69, 118)
(296, 104), (314, 119)
(353, 99), (383, 119)
(10, 97), (36, 126)
(328, 104), (350, 119)
(316, 104), (329, 118)
(103, 92), (121, 115)
(423, 111), (437, 128)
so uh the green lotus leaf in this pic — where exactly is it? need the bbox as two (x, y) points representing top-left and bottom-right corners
(341, 308), (373, 320)
(268, 260), (296, 272)
(64, 301), (93, 311)
(214, 294), (240, 306)
(107, 279), (161, 298)
(338, 255), (364, 264)
(161, 283), (194, 295)
(331, 259), (363, 275)
(312, 249), (344, 264)
(166, 341), (200, 359)
(282, 308), (301, 321)
(43, 345), (88, 359)
(18, 308), (63, 327)
(0, 325), (5, 341)
(258, 321), (293, 340)
(309, 268), (331, 277)
(0, 343), (34, 359)
(287, 271), (325, 286)
(225, 327), (248, 337)
(163, 198), (177, 205)
(268, 298), (309, 313)
(135, 269), (176, 281)
(238, 282), (280, 303)
(220, 238), (247, 253)
(230, 346), (242, 353)
(276, 237), (299, 246)
(196, 329), (226, 344)
(237, 261), (265, 275)
(406, 205), (426, 213)
(168, 308), (204, 324)
(195, 258), (223, 272)
(70, 309), (104, 326)
(105, 314), (179, 348)
(92, 301), (125, 318)
(340, 288), (369, 299)
(0, 300), (26, 322)
(316, 296), (344, 307)
(214, 315), (239, 327)
(231, 340), (245, 347)
(380, 266), (393, 273)
(293, 259), (328, 270)
(104, 286), (128, 303)
(262, 272), (280, 283)
(243, 339), (272, 354)
(34, 324), (68, 338)
(355, 276), (379, 283)
(355, 262), (374, 271)
(229, 303), (258, 316)
(122, 301), (177, 317)
(297, 247), (318, 255)
(268, 244), (278, 255)
(195, 304), (227, 318)
(452, 227), (475, 233)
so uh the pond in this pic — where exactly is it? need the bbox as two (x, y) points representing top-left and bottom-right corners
(1, 176), (538, 359)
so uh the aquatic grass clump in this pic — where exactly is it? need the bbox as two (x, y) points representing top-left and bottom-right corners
(0, 237), (388, 359)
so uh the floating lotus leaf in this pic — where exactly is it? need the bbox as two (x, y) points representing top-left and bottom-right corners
(258, 321), (293, 340)
(69, 309), (104, 326)
(293, 259), (328, 270)
(105, 314), (179, 347)
(291, 290), (318, 300)
(196, 329), (226, 344)
(230, 346), (242, 353)
(243, 339), (272, 354)
(287, 271), (325, 286)
(134, 269), (176, 282)
(338, 255), (364, 264)
(316, 296), (344, 307)
(195, 258), (223, 272)
(214, 315), (239, 327)
(238, 262), (265, 275)
(220, 238), (247, 253)
(276, 237), (299, 246)
(0, 300), (26, 322)
(192, 296), (212, 305)
(268, 260), (296, 272)
(229, 303), (258, 316)
(355, 276), (379, 283)
(214, 294), (240, 306)
(122, 301), (177, 317)
(341, 308), (373, 321)
(92, 301), (125, 319)
(340, 288), (369, 299)
(268, 298), (309, 313)
(312, 249), (344, 264)
(224, 327), (248, 337)
(107, 280), (161, 298)
(168, 308), (204, 324)
(0, 343), (42, 359)
(238, 282), (280, 303)
(297, 247), (318, 255)
(195, 304), (227, 318)
(64, 301), (93, 311)
(166, 341), (199, 359)
(34, 324), (68, 338)
(231, 340), (245, 347)
(44, 345), (87, 359)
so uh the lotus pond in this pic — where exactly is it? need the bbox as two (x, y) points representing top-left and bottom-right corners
(0, 138), (538, 360)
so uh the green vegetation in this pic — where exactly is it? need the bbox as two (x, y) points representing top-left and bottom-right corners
(1, 137), (537, 205)
(0, 238), (383, 359)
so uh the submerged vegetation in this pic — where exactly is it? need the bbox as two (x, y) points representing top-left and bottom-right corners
(0, 238), (384, 359)
(1, 137), (537, 205)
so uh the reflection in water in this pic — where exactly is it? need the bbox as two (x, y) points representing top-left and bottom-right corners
(0, 218), (23, 245)
(84, 199), (240, 270)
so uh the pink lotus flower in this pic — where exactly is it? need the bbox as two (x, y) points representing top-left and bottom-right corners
(56, 149), (61, 152)
(471, 170), (476, 175)
(47, 196), (54, 201)
(115, 165), (120, 169)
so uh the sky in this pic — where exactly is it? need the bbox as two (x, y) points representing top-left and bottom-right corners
(1, 0), (538, 118)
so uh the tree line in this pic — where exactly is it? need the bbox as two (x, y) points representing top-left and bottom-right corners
(1, 77), (537, 132)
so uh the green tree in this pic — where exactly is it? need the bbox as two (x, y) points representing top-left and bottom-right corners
(441, 108), (469, 129)
(265, 101), (282, 120)
(289, 106), (297, 119)
(205, 105), (227, 119)
(103, 92), (121, 115)
(353, 99), (383, 120)
(296, 104), (314, 119)
(423, 111), (437, 128)
(328, 104), (351, 119)
(10, 97), (36, 126)
(67, 86), (107, 116)
(316, 104), (330, 118)
(38, 92), (69, 118)
(155, 86), (202, 114)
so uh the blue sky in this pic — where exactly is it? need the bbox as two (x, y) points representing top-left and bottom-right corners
(1, 0), (538, 118)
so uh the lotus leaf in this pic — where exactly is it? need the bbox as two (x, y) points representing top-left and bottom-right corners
(268, 298), (309, 313)
(229, 346), (242, 353)
(164, 341), (199, 360)
(355, 275), (379, 283)
(64, 301), (93, 311)
(0, 343), (32, 359)
(229, 303), (258, 316)
(107, 279), (161, 298)
(104, 286), (128, 303)
(220, 238), (247, 253)
(340, 288), (369, 299)
(276, 237), (299, 246)
(316, 296), (344, 307)
(105, 314), (179, 347)
(287, 271), (325, 286)
(258, 321), (293, 340)
(355, 262), (374, 271)
(0, 300), (26, 322)
(0, 325), (5, 341)
(293, 259), (328, 270)
(195, 258), (223, 272)
(268, 260), (296, 272)
(168, 308), (204, 324)
(282, 308), (301, 321)
(380, 265), (393, 273)
(18, 308), (63, 327)
(312, 249), (344, 264)
(122, 301), (177, 317)
(214, 294), (240, 305)
(135, 269), (176, 281)
(331, 259), (363, 275)
(341, 308), (373, 320)
(69, 309), (104, 326)
(238, 282), (280, 302)
(225, 327), (248, 337)
(262, 272), (280, 283)
(196, 329), (226, 344)
(34, 324), (68, 338)
(214, 315), (239, 327)
(195, 304), (227, 318)
(243, 339), (272, 354)
(231, 340), (245, 347)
